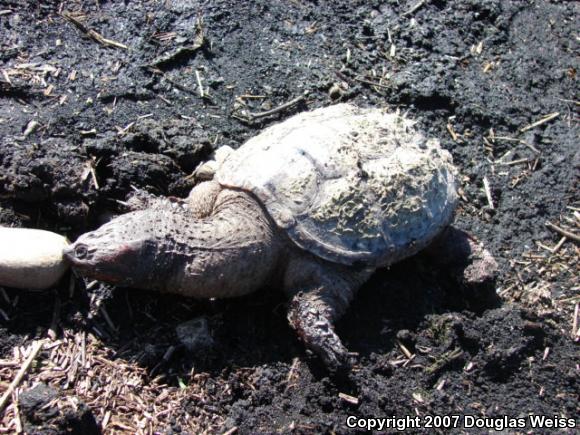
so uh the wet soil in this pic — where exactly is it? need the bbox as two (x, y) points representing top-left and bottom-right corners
(0, 0), (578, 433)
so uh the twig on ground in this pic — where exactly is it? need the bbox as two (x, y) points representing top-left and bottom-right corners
(545, 221), (580, 243)
(146, 66), (201, 96)
(0, 340), (44, 413)
(447, 122), (459, 141)
(493, 136), (541, 154)
(89, 157), (100, 189)
(572, 303), (578, 340)
(62, 12), (128, 50)
(236, 94), (266, 103)
(396, 339), (413, 359)
(536, 236), (568, 254)
(483, 176), (494, 209)
(352, 76), (390, 89)
(233, 95), (305, 124)
(519, 112), (559, 133)
(338, 392), (359, 405)
(542, 346), (550, 360)
(550, 236), (567, 254)
(195, 70), (205, 98)
(499, 158), (530, 166)
(402, 0), (427, 17)
(12, 392), (22, 433)
(21, 120), (39, 139)
(556, 98), (580, 106)
(334, 69), (389, 91)
(284, 357), (300, 392)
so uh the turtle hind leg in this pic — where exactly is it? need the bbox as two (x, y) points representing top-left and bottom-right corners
(284, 256), (372, 372)
(423, 226), (498, 285)
(422, 226), (499, 308)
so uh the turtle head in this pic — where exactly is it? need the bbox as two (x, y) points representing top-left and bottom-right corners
(64, 210), (161, 288)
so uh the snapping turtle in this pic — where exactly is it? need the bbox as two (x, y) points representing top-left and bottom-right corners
(64, 104), (496, 370)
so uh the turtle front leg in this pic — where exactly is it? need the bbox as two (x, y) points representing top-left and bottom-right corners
(186, 180), (222, 218)
(287, 291), (352, 371)
(284, 256), (372, 371)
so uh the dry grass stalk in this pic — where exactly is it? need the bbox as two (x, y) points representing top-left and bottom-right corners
(0, 328), (228, 434)
(0, 340), (44, 413)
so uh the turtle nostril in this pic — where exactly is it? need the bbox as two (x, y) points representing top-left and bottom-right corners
(74, 244), (88, 259)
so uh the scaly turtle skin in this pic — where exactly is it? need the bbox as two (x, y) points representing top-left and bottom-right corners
(64, 104), (497, 370)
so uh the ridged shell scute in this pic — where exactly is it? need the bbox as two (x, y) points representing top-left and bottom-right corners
(216, 104), (457, 266)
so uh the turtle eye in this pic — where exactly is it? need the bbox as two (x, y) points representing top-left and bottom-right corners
(74, 244), (88, 259)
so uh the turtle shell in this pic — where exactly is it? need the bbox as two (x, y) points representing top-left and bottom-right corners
(216, 104), (457, 267)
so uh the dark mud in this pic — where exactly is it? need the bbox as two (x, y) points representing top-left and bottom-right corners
(0, 0), (578, 433)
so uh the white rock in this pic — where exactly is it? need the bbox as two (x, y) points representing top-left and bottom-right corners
(0, 227), (69, 290)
